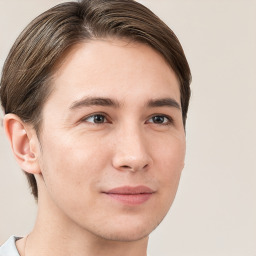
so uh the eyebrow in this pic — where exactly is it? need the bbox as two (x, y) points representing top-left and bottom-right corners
(146, 98), (181, 110)
(69, 96), (180, 110)
(70, 97), (120, 110)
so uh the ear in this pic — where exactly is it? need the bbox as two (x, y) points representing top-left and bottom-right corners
(3, 113), (41, 174)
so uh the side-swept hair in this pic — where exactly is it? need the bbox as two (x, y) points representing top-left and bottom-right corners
(0, 0), (191, 199)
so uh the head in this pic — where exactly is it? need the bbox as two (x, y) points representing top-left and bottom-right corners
(0, 0), (191, 241)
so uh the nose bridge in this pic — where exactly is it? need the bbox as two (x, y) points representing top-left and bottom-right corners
(112, 121), (152, 172)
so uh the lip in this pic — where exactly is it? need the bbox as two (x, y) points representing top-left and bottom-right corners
(103, 186), (155, 205)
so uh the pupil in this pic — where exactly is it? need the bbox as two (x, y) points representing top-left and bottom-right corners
(153, 116), (164, 123)
(94, 115), (104, 123)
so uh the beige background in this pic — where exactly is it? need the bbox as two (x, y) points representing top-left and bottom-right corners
(0, 0), (256, 255)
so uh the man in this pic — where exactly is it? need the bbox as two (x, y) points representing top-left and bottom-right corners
(0, 0), (191, 255)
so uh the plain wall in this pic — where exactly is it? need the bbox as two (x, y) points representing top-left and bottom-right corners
(0, 1), (255, 255)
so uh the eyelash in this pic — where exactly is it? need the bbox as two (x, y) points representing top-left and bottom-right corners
(147, 115), (173, 126)
(81, 113), (173, 126)
(80, 113), (110, 125)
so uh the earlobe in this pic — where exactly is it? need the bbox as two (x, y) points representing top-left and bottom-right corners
(3, 114), (41, 174)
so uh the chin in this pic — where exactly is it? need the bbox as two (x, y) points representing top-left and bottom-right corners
(89, 214), (164, 242)
(96, 227), (151, 242)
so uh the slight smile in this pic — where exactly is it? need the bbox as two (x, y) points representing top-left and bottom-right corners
(103, 186), (155, 205)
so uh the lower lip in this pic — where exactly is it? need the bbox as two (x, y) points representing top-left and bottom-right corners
(105, 193), (153, 205)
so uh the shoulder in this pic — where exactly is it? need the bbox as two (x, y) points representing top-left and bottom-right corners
(0, 236), (21, 256)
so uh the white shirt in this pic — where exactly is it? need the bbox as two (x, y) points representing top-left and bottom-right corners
(0, 236), (20, 256)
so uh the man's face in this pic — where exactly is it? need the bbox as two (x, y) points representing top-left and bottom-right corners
(36, 39), (186, 241)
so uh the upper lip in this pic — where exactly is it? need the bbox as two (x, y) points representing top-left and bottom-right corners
(105, 186), (155, 195)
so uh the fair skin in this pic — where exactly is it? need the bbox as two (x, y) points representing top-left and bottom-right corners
(4, 39), (186, 256)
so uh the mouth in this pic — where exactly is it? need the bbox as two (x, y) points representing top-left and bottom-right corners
(103, 185), (155, 205)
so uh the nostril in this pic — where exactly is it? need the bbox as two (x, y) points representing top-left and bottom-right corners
(120, 164), (149, 172)
(121, 165), (131, 169)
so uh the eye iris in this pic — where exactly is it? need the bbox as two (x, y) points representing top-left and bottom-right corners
(153, 116), (165, 123)
(94, 115), (105, 123)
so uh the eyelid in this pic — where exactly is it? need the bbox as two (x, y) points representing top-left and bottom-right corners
(146, 114), (174, 125)
(78, 112), (174, 126)
(80, 112), (111, 124)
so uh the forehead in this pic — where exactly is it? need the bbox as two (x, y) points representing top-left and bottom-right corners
(46, 39), (181, 109)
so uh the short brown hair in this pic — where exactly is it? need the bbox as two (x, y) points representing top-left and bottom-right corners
(0, 0), (191, 199)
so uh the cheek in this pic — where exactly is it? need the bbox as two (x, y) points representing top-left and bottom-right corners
(153, 134), (186, 192)
(38, 131), (111, 196)
(37, 132), (114, 218)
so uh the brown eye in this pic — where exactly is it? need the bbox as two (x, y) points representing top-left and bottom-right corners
(84, 114), (107, 124)
(147, 115), (172, 125)
(152, 116), (165, 124)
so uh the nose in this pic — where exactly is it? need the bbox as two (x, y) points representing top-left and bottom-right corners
(112, 125), (153, 173)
